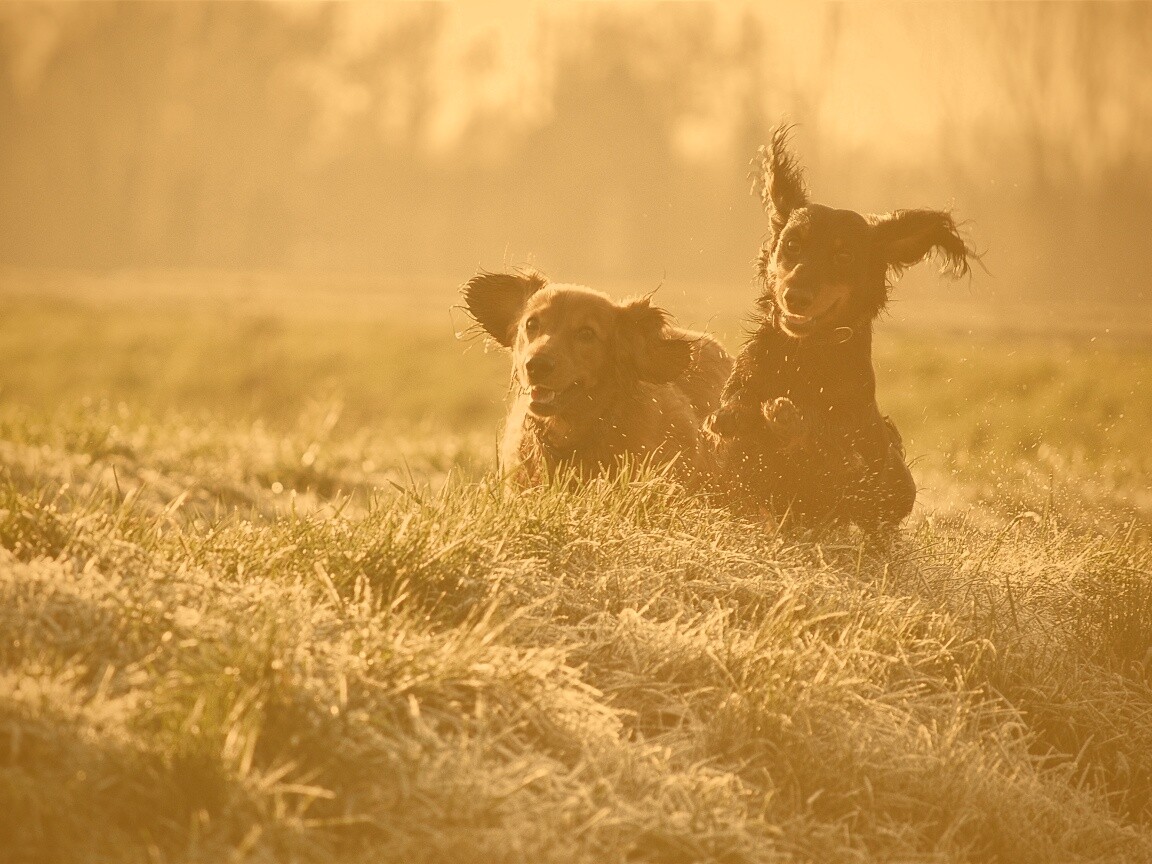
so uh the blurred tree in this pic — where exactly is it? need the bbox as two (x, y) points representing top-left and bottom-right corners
(988, 2), (1152, 193)
(0, 2), (1149, 302)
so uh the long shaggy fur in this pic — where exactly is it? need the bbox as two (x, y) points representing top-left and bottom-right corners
(752, 125), (810, 244)
(460, 270), (733, 487)
(711, 127), (976, 533)
(870, 209), (972, 280)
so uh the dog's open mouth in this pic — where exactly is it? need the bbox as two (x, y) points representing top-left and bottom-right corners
(527, 383), (578, 415)
(780, 300), (841, 337)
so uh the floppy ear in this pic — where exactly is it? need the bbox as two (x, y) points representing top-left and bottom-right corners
(618, 298), (693, 384)
(752, 125), (809, 243)
(871, 209), (972, 279)
(460, 269), (548, 347)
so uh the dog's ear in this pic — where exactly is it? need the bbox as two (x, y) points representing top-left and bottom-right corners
(460, 269), (548, 347)
(619, 298), (693, 384)
(871, 209), (972, 279)
(753, 125), (809, 243)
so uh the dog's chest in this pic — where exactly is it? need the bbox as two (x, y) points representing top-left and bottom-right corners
(752, 330), (877, 418)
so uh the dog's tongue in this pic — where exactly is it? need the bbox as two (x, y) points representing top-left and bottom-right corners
(531, 387), (556, 404)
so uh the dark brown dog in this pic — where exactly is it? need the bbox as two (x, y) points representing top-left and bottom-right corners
(708, 127), (974, 532)
(462, 269), (733, 486)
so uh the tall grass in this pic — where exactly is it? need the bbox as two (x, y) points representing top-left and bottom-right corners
(1, 273), (1150, 862)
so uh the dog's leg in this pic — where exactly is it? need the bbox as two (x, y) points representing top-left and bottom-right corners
(848, 424), (917, 538)
(876, 416), (916, 526)
(707, 349), (772, 440)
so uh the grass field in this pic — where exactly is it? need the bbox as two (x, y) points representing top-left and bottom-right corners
(2, 269), (1151, 863)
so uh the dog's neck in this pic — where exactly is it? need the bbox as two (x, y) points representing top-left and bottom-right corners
(753, 310), (879, 410)
(524, 379), (641, 461)
(527, 412), (582, 458)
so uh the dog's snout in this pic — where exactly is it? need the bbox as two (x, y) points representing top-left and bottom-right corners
(525, 353), (555, 382)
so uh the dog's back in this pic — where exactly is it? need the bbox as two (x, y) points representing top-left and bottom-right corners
(673, 329), (733, 419)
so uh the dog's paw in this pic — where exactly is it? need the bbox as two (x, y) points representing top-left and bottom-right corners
(761, 397), (807, 446)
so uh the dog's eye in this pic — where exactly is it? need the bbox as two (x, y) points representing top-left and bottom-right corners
(575, 326), (598, 342)
(834, 250), (854, 267)
(524, 316), (540, 336)
(783, 238), (801, 256)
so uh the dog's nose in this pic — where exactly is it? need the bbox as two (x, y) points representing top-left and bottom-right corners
(525, 354), (555, 382)
(782, 287), (813, 314)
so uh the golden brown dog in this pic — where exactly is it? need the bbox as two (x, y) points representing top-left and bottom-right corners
(461, 269), (733, 485)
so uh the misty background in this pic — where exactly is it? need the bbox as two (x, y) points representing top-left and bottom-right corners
(1, 1), (1150, 312)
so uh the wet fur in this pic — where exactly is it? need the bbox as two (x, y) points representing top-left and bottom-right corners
(462, 269), (733, 486)
(710, 127), (974, 532)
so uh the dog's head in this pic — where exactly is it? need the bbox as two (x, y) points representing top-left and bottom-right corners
(462, 270), (693, 419)
(754, 126), (973, 339)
